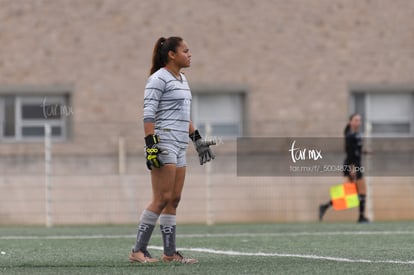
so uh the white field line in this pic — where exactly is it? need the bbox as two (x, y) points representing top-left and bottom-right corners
(1, 230), (414, 240)
(1, 231), (413, 265)
(147, 245), (414, 265)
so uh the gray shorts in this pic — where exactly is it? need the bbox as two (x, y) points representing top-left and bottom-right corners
(157, 142), (187, 167)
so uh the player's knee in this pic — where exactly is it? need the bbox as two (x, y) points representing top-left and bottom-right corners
(171, 196), (181, 209)
(154, 194), (172, 211)
(153, 202), (167, 213)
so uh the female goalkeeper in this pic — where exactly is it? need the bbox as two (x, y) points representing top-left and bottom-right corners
(129, 36), (215, 264)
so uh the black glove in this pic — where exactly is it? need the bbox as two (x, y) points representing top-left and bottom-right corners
(145, 134), (163, 170)
(189, 129), (216, 165)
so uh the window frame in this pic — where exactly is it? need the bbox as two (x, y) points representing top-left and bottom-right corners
(0, 85), (72, 143)
(0, 98), (4, 138)
(349, 85), (414, 138)
(191, 85), (247, 139)
(17, 96), (67, 141)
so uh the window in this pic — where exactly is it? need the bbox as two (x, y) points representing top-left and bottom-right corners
(0, 95), (70, 141)
(191, 89), (246, 138)
(351, 91), (414, 137)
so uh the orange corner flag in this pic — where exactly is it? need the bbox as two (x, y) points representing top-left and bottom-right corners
(330, 183), (360, 210)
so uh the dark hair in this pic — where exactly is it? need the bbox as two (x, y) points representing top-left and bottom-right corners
(150, 36), (183, 75)
(344, 113), (359, 136)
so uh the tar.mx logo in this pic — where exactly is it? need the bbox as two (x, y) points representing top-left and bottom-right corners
(288, 140), (323, 163)
(208, 136), (224, 146)
(41, 97), (73, 119)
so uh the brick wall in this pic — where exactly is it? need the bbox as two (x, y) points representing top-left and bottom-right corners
(0, 0), (413, 224)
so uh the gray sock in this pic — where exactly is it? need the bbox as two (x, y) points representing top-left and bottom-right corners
(159, 214), (176, 256)
(133, 210), (159, 253)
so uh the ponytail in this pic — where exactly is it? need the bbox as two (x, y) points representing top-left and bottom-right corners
(344, 123), (351, 136)
(150, 36), (183, 75)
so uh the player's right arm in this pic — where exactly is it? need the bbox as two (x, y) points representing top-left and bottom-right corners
(143, 75), (164, 127)
(144, 122), (155, 136)
(143, 75), (165, 169)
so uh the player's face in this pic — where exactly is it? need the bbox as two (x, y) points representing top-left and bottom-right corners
(350, 114), (362, 131)
(171, 41), (191, 68)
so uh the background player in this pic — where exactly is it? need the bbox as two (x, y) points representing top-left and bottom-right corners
(319, 113), (369, 223)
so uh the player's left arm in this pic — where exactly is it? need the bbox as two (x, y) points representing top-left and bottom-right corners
(189, 121), (196, 137)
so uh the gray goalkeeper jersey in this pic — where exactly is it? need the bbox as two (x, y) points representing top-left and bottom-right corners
(143, 68), (192, 148)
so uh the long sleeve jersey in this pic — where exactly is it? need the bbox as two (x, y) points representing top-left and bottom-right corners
(143, 68), (192, 148)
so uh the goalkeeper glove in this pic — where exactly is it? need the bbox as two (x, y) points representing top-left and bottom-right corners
(145, 134), (163, 170)
(189, 129), (216, 165)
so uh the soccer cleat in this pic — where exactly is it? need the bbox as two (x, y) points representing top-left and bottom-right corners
(162, 251), (198, 264)
(357, 216), (370, 224)
(319, 204), (329, 221)
(129, 249), (159, 263)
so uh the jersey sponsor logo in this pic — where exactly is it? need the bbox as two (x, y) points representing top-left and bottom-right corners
(183, 97), (192, 105)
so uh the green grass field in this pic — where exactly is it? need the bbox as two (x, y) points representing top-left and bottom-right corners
(1, 222), (414, 274)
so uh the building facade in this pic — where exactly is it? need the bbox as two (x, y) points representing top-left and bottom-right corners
(0, 0), (413, 224)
